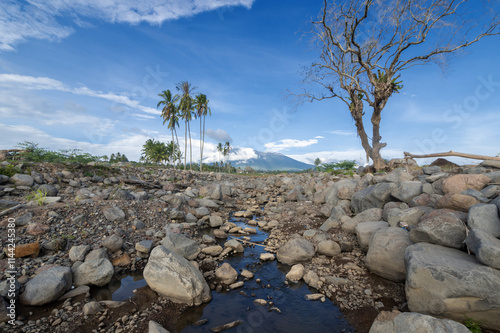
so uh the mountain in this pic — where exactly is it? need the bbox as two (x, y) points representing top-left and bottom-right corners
(231, 150), (313, 171)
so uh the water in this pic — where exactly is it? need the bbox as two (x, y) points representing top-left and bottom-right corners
(97, 215), (355, 332)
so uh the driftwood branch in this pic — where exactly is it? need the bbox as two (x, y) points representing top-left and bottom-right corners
(0, 204), (25, 217)
(228, 236), (275, 250)
(404, 151), (500, 161)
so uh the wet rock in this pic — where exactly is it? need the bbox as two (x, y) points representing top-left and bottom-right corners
(161, 232), (200, 260)
(20, 266), (72, 306)
(466, 228), (500, 269)
(355, 221), (389, 252)
(276, 238), (315, 265)
(73, 258), (114, 287)
(101, 234), (123, 252)
(201, 245), (223, 256)
(316, 240), (341, 257)
(83, 301), (102, 315)
(405, 242), (500, 330)
(102, 206), (126, 222)
(240, 270), (254, 279)
(144, 245), (211, 306)
(224, 239), (243, 252)
(467, 204), (500, 237)
(229, 281), (244, 289)
(260, 253), (275, 261)
(254, 299), (267, 306)
(369, 311), (470, 333)
(10, 174), (34, 186)
(149, 320), (171, 333)
(215, 263), (238, 285)
(442, 174), (491, 194)
(410, 210), (466, 249)
(303, 270), (321, 289)
(366, 228), (411, 282)
(213, 229), (228, 239)
(305, 294), (325, 301)
(286, 264), (304, 282)
(57, 285), (90, 301)
(209, 215), (223, 228)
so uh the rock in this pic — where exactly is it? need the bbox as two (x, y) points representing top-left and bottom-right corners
(391, 181), (423, 203)
(112, 189), (134, 200)
(112, 253), (132, 267)
(481, 185), (499, 198)
(405, 242), (500, 330)
(169, 208), (185, 220)
(85, 248), (109, 261)
(383, 202), (409, 221)
(387, 207), (428, 228)
(319, 205), (347, 231)
(365, 227), (412, 282)
(224, 239), (244, 252)
(5, 242), (39, 258)
(20, 266), (72, 306)
(341, 208), (383, 233)
(15, 212), (33, 226)
(10, 174), (34, 186)
(426, 172), (449, 183)
(0, 297), (9, 323)
(200, 184), (222, 200)
(209, 215), (223, 228)
(466, 228), (500, 269)
(355, 221), (389, 252)
(303, 270), (320, 289)
(26, 222), (50, 236)
(437, 193), (479, 212)
(57, 285), (90, 301)
(276, 238), (315, 265)
(241, 270), (254, 279)
(161, 232), (201, 260)
(201, 245), (223, 256)
(136, 240), (154, 254)
(149, 320), (171, 333)
(0, 279), (19, 299)
(185, 213), (197, 223)
(305, 293), (325, 301)
(37, 184), (58, 196)
(83, 301), (102, 315)
(133, 220), (146, 230)
(101, 234), (123, 252)
(260, 253), (275, 261)
(229, 281), (244, 289)
(410, 210), (467, 249)
(254, 299), (267, 306)
(442, 174), (491, 194)
(286, 264), (305, 282)
(316, 240), (341, 256)
(69, 245), (91, 262)
(461, 189), (489, 203)
(195, 207), (211, 218)
(369, 311), (470, 333)
(467, 204), (500, 237)
(102, 206), (126, 222)
(144, 246), (211, 306)
(351, 182), (397, 214)
(482, 160), (500, 169)
(323, 179), (358, 206)
(423, 166), (442, 175)
(73, 258), (114, 287)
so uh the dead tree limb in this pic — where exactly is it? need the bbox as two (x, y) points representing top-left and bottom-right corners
(404, 151), (500, 161)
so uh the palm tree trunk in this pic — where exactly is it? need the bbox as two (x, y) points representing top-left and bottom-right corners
(188, 121), (192, 171)
(174, 128), (182, 168)
(199, 117), (203, 172)
(184, 120), (187, 169)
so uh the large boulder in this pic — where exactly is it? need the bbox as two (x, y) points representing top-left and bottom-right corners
(69, 245), (91, 262)
(437, 193), (479, 212)
(442, 174), (491, 194)
(316, 240), (341, 256)
(323, 179), (358, 206)
(10, 174), (34, 186)
(365, 227), (412, 282)
(369, 311), (470, 333)
(102, 206), (126, 222)
(391, 181), (423, 204)
(101, 234), (123, 252)
(215, 263), (238, 285)
(383, 168), (415, 183)
(466, 228), (500, 269)
(73, 259), (114, 287)
(409, 210), (466, 249)
(276, 238), (315, 265)
(351, 183), (397, 214)
(20, 266), (72, 306)
(341, 208), (383, 233)
(355, 221), (389, 252)
(161, 232), (200, 260)
(144, 246), (211, 306)
(405, 242), (500, 330)
(467, 204), (500, 237)
(387, 207), (429, 228)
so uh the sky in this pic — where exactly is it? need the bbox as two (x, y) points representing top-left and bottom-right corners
(0, 0), (499, 166)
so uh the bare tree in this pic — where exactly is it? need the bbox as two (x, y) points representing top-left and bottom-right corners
(297, 0), (499, 170)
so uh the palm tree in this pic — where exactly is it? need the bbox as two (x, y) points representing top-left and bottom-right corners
(141, 139), (169, 165)
(176, 81), (197, 171)
(158, 90), (182, 167)
(314, 158), (321, 172)
(194, 93), (211, 172)
(223, 141), (231, 173)
(217, 142), (223, 172)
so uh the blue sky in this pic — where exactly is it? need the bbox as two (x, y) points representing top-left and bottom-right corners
(0, 0), (499, 166)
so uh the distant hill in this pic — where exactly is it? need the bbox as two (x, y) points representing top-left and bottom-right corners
(231, 150), (313, 171)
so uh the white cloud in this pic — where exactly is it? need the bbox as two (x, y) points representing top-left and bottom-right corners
(264, 139), (318, 152)
(0, 74), (160, 116)
(227, 147), (257, 162)
(329, 130), (355, 136)
(314, 135), (325, 139)
(205, 129), (232, 143)
(1, 0), (255, 51)
(288, 149), (405, 166)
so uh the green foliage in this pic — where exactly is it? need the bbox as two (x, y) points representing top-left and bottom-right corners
(109, 152), (129, 163)
(464, 319), (482, 333)
(16, 142), (106, 164)
(318, 160), (356, 173)
(0, 164), (21, 177)
(141, 139), (180, 166)
(26, 189), (46, 206)
(373, 70), (403, 93)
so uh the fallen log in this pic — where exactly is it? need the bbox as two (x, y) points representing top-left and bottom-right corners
(404, 151), (500, 161)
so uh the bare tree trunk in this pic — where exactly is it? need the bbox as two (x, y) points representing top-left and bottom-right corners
(370, 108), (387, 170)
(404, 151), (500, 161)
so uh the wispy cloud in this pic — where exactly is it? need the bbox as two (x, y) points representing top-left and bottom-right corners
(0, 74), (159, 115)
(288, 149), (404, 165)
(1, 0), (256, 51)
(314, 135), (325, 139)
(265, 138), (318, 152)
(329, 130), (355, 136)
(206, 129), (232, 143)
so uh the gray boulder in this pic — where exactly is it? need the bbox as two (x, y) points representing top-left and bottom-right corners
(149, 320), (171, 333)
(38, 184), (58, 196)
(341, 208), (383, 233)
(384, 168), (415, 183)
(351, 182), (397, 214)
(369, 311), (470, 333)
(466, 228), (500, 269)
(316, 240), (341, 256)
(144, 245), (211, 306)
(0, 297), (9, 323)
(355, 221), (389, 252)
(365, 227), (412, 282)
(15, 212), (33, 226)
(391, 181), (423, 203)
(73, 259), (114, 287)
(101, 234), (123, 252)
(69, 245), (91, 262)
(161, 232), (200, 260)
(209, 215), (223, 228)
(387, 207), (429, 228)
(194, 206), (210, 218)
(467, 204), (500, 237)
(85, 248), (109, 261)
(10, 174), (34, 186)
(20, 266), (72, 306)
(405, 242), (500, 330)
(410, 210), (466, 249)
(423, 166), (442, 175)
(276, 238), (315, 265)
(215, 263), (238, 285)
(323, 179), (358, 206)
(102, 206), (126, 222)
